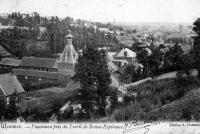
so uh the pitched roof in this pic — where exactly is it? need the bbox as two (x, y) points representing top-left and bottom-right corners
(98, 28), (110, 33)
(0, 45), (12, 57)
(0, 74), (25, 96)
(114, 48), (136, 58)
(58, 44), (78, 64)
(13, 69), (71, 80)
(0, 58), (21, 66)
(20, 57), (57, 68)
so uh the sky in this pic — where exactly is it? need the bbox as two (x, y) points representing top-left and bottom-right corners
(0, 0), (200, 23)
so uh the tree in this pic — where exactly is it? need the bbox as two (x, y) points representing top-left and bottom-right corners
(130, 42), (142, 52)
(192, 18), (200, 78)
(148, 48), (163, 76)
(137, 49), (150, 77)
(120, 64), (143, 83)
(73, 45), (111, 118)
(163, 43), (185, 72)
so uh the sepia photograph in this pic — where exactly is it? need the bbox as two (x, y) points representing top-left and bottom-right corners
(0, 0), (200, 133)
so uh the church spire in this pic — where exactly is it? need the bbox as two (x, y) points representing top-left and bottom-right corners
(60, 30), (78, 64)
(58, 30), (78, 73)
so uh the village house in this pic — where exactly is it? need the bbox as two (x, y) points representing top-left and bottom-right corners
(37, 27), (48, 41)
(0, 74), (25, 108)
(112, 48), (137, 67)
(98, 28), (112, 34)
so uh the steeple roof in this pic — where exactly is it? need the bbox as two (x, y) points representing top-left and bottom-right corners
(59, 30), (78, 64)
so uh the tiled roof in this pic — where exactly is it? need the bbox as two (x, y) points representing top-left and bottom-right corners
(20, 57), (57, 68)
(0, 74), (25, 96)
(13, 69), (71, 80)
(0, 58), (21, 66)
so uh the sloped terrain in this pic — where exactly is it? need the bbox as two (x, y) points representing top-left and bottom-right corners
(109, 76), (200, 121)
(147, 88), (200, 121)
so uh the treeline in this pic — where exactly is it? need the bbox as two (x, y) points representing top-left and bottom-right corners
(0, 12), (119, 58)
(119, 37), (193, 84)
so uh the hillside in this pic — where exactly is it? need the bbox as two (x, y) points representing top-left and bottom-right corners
(109, 75), (200, 121)
(147, 87), (200, 121)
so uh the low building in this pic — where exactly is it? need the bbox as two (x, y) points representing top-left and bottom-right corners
(13, 69), (71, 87)
(37, 27), (47, 40)
(0, 58), (21, 68)
(0, 58), (21, 73)
(0, 74), (25, 108)
(19, 57), (57, 72)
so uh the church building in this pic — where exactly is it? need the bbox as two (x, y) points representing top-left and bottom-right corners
(57, 30), (78, 74)
(11, 30), (78, 88)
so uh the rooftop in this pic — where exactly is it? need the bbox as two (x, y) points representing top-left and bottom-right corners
(114, 48), (137, 58)
(0, 74), (25, 96)
(20, 57), (57, 68)
(0, 58), (21, 66)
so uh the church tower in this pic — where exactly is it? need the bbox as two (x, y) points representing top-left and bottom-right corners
(58, 30), (78, 73)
